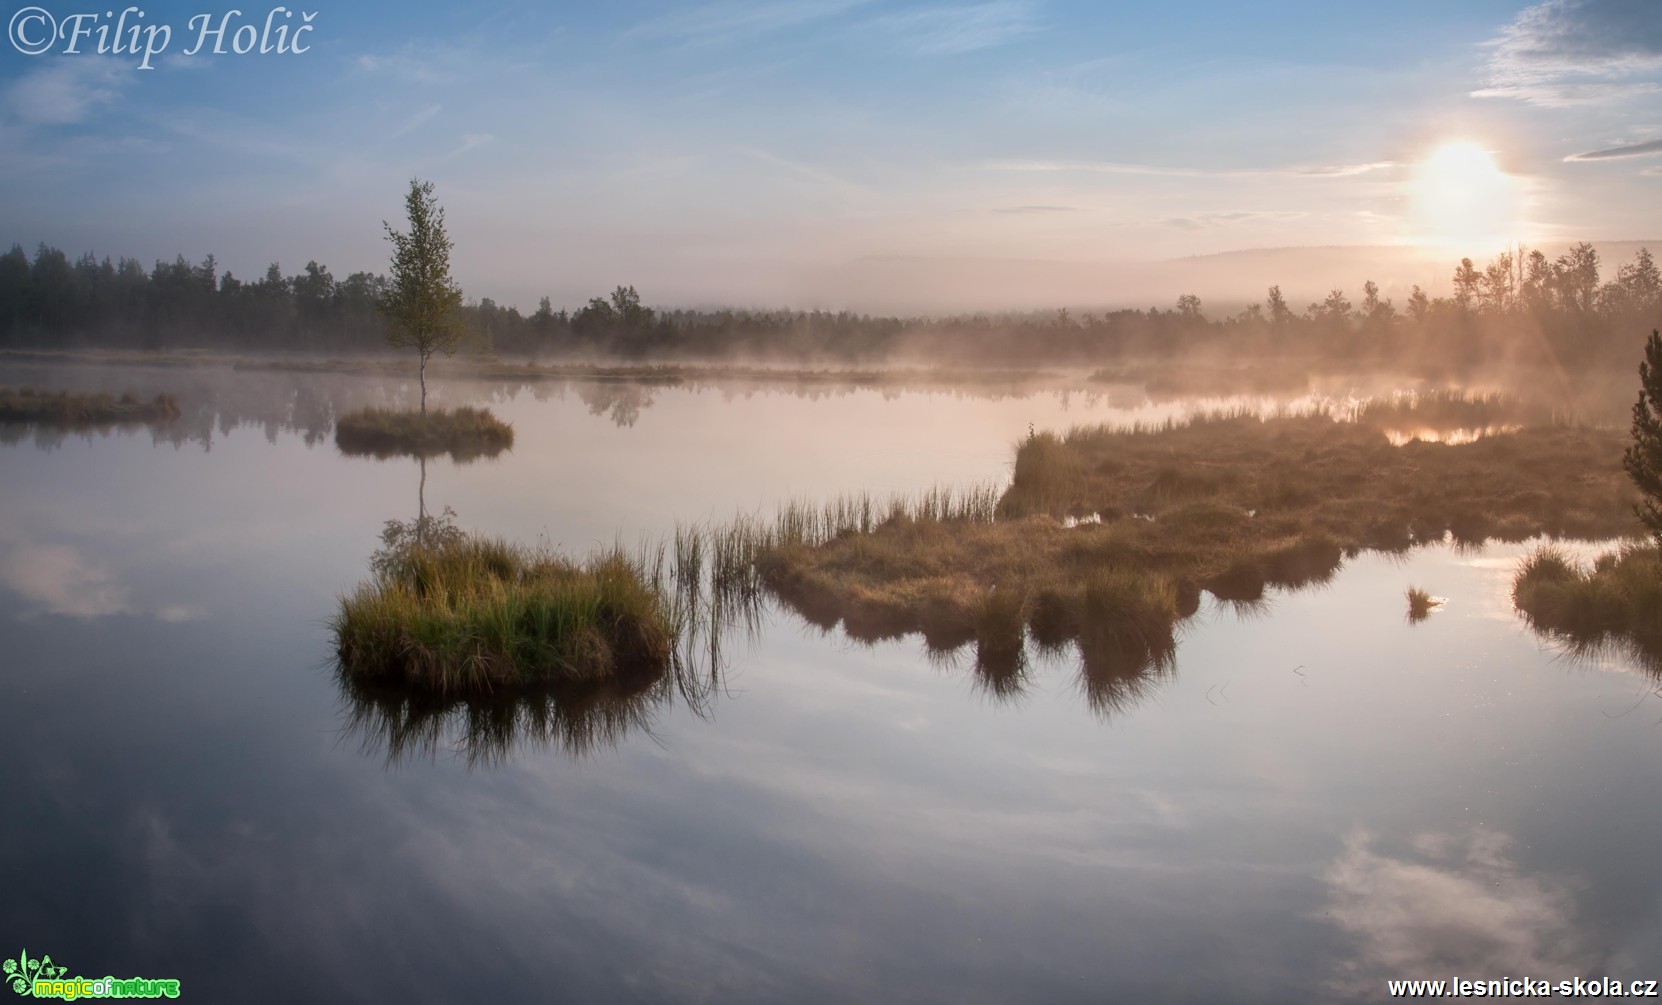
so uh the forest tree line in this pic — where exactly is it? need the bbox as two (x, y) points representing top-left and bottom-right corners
(1, 241), (1657, 373)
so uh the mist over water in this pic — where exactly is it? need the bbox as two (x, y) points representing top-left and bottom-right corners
(8, 0), (1662, 995)
(0, 361), (1658, 1001)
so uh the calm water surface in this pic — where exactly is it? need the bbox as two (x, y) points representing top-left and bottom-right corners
(1, 364), (1659, 1002)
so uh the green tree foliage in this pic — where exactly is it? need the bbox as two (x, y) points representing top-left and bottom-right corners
(1624, 330), (1662, 549)
(379, 179), (463, 414)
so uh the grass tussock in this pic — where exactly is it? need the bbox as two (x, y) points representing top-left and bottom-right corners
(335, 406), (513, 461)
(332, 527), (676, 694)
(1405, 586), (1441, 623)
(1512, 545), (1662, 671)
(0, 385), (180, 425)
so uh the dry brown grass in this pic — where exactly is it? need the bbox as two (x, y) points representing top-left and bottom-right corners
(760, 411), (1639, 676)
(0, 385), (180, 425)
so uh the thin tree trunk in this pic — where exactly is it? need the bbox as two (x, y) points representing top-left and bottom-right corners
(417, 455), (428, 549)
(419, 353), (428, 416)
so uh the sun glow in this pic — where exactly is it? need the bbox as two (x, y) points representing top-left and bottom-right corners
(1408, 141), (1521, 253)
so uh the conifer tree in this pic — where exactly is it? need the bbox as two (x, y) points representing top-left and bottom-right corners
(1623, 329), (1662, 549)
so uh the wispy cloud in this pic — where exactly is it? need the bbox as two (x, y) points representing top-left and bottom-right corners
(1487, 0), (1662, 75)
(626, 0), (874, 47)
(1321, 827), (1595, 994)
(979, 158), (1193, 176)
(159, 113), (321, 166)
(355, 39), (520, 85)
(390, 104), (444, 140)
(1164, 210), (1305, 230)
(356, 51), (448, 84)
(0, 60), (161, 177)
(448, 132), (496, 158)
(975, 158), (1394, 179)
(1296, 161), (1397, 177)
(740, 146), (868, 199)
(990, 204), (1076, 214)
(2, 544), (131, 619)
(1479, 0), (1662, 106)
(870, 1), (1040, 56)
(1565, 135), (1662, 160)
(0, 131), (171, 177)
(3, 58), (127, 126)
(1471, 81), (1660, 105)
(160, 54), (213, 71)
(0, 543), (202, 622)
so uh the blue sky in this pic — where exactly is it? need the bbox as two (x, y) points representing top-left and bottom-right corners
(2, 0), (1659, 311)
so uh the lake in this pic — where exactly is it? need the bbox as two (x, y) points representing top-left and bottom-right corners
(2, 361), (1658, 1002)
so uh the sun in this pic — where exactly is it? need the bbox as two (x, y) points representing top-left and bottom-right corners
(1407, 140), (1521, 253)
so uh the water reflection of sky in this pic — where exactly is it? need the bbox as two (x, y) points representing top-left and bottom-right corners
(0, 365), (1658, 1001)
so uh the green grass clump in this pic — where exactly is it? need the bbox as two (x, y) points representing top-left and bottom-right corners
(1512, 546), (1662, 669)
(334, 406), (513, 461)
(333, 531), (676, 694)
(0, 386), (180, 425)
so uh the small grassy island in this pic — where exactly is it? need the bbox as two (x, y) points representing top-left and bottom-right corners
(334, 405), (514, 461)
(332, 525), (675, 694)
(1512, 546), (1662, 670)
(0, 386), (180, 425)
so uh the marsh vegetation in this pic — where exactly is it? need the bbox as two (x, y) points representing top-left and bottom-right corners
(332, 512), (676, 693)
(329, 383), (1655, 714)
(0, 385), (179, 426)
(755, 400), (1635, 675)
(334, 406), (513, 461)
(333, 503), (768, 701)
(1512, 545), (1662, 673)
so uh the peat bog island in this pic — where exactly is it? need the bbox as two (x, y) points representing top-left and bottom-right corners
(5, 4), (1662, 1000)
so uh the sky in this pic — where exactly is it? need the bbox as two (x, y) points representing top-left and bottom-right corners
(1, 0), (1660, 313)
